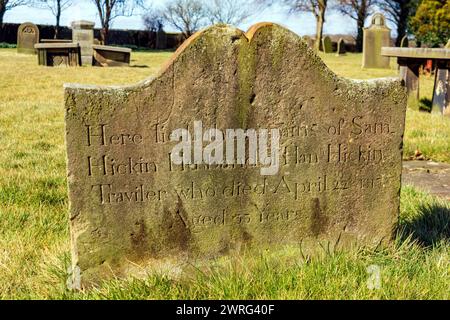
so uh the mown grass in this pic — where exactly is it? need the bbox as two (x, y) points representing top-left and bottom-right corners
(0, 48), (449, 300)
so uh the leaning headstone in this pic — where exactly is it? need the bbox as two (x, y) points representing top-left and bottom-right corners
(400, 35), (409, 48)
(92, 45), (131, 67)
(321, 36), (333, 53)
(65, 23), (407, 287)
(17, 22), (39, 54)
(71, 20), (95, 66)
(336, 38), (346, 56)
(362, 13), (391, 68)
(445, 39), (450, 48)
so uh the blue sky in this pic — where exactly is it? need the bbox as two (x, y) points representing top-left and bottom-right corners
(4, 0), (393, 37)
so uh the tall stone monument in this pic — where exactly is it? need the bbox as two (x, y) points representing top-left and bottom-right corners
(17, 22), (39, 54)
(65, 23), (407, 287)
(71, 20), (95, 66)
(362, 13), (391, 69)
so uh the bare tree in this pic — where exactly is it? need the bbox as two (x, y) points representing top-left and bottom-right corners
(377, 0), (420, 46)
(143, 7), (164, 32)
(91, 0), (143, 44)
(336, 0), (376, 52)
(0, 0), (32, 41)
(205, 0), (252, 26)
(143, 5), (165, 48)
(256, 1), (329, 51)
(33, 0), (72, 38)
(161, 0), (206, 39)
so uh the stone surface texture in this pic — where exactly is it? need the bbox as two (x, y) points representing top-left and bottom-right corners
(71, 20), (95, 66)
(64, 23), (407, 287)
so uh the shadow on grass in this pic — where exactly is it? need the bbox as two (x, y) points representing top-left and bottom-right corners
(419, 98), (432, 112)
(130, 65), (150, 68)
(399, 203), (450, 246)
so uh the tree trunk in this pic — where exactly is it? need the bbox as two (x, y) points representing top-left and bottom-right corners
(101, 26), (109, 45)
(356, 1), (368, 52)
(356, 18), (364, 52)
(0, 6), (5, 43)
(102, 5), (112, 45)
(395, 2), (410, 46)
(315, 10), (325, 51)
(54, 0), (61, 39)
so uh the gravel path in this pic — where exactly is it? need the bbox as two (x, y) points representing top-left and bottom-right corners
(403, 161), (450, 201)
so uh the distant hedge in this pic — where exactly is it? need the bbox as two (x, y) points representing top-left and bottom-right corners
(0, 23), (182, 50)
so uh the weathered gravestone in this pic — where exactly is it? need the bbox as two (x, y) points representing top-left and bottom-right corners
(65, 23), (407, 287)
(400, 36), (409, 48)
(322, 36), (333, 53)
(71, 20), (95, 66)
(362, 13), (391, 69)
(336, 38), (346, 56)
(17, 22), (39, 54)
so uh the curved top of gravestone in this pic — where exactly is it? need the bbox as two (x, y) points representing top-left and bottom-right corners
(369, 13), (390, 30)
(65, 22), (405, 121)
(371, 13), (385, 26)
(71, 20), (95, 29)
(18, 22), (39, 35)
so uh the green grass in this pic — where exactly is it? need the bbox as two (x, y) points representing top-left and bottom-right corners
(0, 49), (449, 300)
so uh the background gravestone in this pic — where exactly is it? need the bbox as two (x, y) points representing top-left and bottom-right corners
(71, 20), (95, 66)
(336, 38), (346, 56)
(302, 35), (314, 48)
(362, 13), (391, 69)
(322, 36), (333, 53)
(446, 40), (450, 48)
(65, 23), (407, 287)
(400, 36), (409, 48)
(17, 22), (39, 54)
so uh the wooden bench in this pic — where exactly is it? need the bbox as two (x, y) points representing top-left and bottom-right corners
(381, 47), (450, 115)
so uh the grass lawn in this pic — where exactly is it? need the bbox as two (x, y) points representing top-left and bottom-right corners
(0, 48), (448, 300)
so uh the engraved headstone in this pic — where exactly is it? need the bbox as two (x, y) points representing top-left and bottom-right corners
(71, 20), (95, 66)
(17, 22), (39, 54)
(336, 38), (346, 56)
(322, 36), (333, 53)
(363, 13), (391, 68)
(65, 23), (407, 287)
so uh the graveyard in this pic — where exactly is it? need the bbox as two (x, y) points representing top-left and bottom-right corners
(0, 31), (449, 299)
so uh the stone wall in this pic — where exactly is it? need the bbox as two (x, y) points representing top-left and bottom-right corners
(0, 23), (183, 50)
